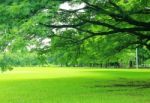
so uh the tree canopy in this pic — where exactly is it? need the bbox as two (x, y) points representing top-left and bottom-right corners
(0, 0), (150, 68)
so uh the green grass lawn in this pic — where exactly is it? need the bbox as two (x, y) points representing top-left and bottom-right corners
(0, 67), (150, 103)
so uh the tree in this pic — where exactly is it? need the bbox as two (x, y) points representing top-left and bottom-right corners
(40, 0), (150, 67)
(40, 0), (150, 50)
(0, 0), (150, 68)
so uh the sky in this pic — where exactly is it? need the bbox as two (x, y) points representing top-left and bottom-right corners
(60, 2), (86, 10)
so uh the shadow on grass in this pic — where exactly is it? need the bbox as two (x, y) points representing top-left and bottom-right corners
(89, 78), (150, 91)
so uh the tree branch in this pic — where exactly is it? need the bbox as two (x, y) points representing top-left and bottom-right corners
(82, 0), (150, 27)
(40, 22), (86, 28)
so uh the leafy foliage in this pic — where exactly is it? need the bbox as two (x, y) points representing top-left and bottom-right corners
(0, 0), (150, 69)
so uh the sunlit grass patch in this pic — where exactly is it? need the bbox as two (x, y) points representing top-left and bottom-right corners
(0, 67), (150, 103)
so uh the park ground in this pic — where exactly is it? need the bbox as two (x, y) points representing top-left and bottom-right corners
(0, 67), (150, 103)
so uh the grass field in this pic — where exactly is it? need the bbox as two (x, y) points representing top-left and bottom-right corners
(0, 67), (150, 103)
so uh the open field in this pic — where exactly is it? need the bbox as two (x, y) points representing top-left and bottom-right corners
(0, 67), (150, 103)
